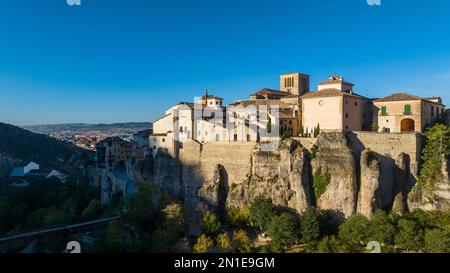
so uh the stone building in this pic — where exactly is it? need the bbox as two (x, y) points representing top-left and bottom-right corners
(373, 93), (446, 133)
(301, 76), (371, 134)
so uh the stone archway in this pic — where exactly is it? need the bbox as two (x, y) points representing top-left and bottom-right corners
(400, 118), (415, 133)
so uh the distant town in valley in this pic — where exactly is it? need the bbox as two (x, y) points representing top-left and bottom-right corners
(22, 122), (153, 151)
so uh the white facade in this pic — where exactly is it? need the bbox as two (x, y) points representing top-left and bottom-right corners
(10, 161), (40, 177)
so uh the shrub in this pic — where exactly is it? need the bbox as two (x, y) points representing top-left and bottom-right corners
(200, 211), (221, 236)
(424, 229), (450, 253)
(217, 233), (231, 251)
(313, 167), (331, 199)
(370, 123), (379, 132)
(395, 218), (424, 251)
(316, 235), (349, 253)
(227, 206), (251, 227)
(193, 234), (214, 253)
(231, 229), (253, 253)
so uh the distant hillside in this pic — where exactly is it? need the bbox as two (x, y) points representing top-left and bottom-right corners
(0, 123), (90, 176)
(22, 122), (152, 135)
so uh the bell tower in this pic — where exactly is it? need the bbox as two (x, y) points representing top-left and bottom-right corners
(280, 72), (310, 96)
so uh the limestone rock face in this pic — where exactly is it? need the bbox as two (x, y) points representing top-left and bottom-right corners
(408, 155), (450, 211)
(357, 150), (382, 218)
(153, 150), (182, 199)
(198, 164), (228, 215)
(312, 133), (357, 218)
(393, 153), (409, 214)
(228, 139), (312, 213)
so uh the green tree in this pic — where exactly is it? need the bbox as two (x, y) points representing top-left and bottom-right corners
(217, 233), (231, 252)
(102, 220), (125, 252)
(316, 235), (348, 253)
(124, 183), (157, 233)
(151, 203), (186, 252)
(151, 228), (179, 253)
(193, 234), (214, 253)
(162, 203), (185, 233)
(226, 206), (251, 227)
(314, 123), (321, 138)
(249, 196), (277, 231)
(81, 199), (100, 219)
(300, 207), (321, 243)
(268, 213), (298, 252)
(395, 218), (424, 251)
(367, 210), (397, 245)
(424, 229), (450, 253)
(231, 229), (253, 253)
(266, 116), (272, 133)
(201, 211), (221, 236)
(338, 214), (370, 248)
(313, 167), (331, 199)
(300, 126), (305, 137)
(415, 124), (450, 198)
(371, 123), (379, 132)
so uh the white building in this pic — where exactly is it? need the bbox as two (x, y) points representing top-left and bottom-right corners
(10, 161), (40, 178)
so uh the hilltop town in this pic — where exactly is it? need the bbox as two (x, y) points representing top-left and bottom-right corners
(94, 72), (449, 222)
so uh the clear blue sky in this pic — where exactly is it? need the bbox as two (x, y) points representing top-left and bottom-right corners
(1, 0), (450, 126)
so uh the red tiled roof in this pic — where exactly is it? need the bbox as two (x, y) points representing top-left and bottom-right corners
(301, 88), (367, 99)
(250, 88), (290, 97)
(374, 93), (422, 102)
(374, 93), (444, 105)
(318, 76), (354, 86)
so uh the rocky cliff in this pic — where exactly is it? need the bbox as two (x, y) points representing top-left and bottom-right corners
(227, 139), (312, 213)
(108, 132), (445, 222)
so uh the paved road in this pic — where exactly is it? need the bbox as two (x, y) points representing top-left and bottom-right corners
(0, 215), (121, 244)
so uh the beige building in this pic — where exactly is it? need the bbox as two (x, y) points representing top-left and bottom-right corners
(301, 76), (370, 134)
(149, 73), (447, 158)
(373, 93), (446, 133)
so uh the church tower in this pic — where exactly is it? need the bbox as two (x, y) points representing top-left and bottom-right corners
(280, 72), (310, 96)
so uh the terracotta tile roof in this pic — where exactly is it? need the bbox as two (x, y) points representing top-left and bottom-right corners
(374, 93), (444, 105)
(374, 93), (423, 102)
(176, 102), (195, 109)
(250, 88), (290, 97)
(301, 88), (367, 100)
(318, 76), (354, 86)
(228, 99), (291, 109)
(301, 88), (343, 98)
(151, 133), (167, 137)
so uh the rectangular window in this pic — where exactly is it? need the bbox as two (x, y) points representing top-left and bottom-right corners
(247, 134), (251, 142)
(381, 106), (387, 116)
(404, 105), (411, 115)
(234, 134), (238, 141)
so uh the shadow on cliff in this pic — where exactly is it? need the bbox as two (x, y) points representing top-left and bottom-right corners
(346, 132), (416, 213)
